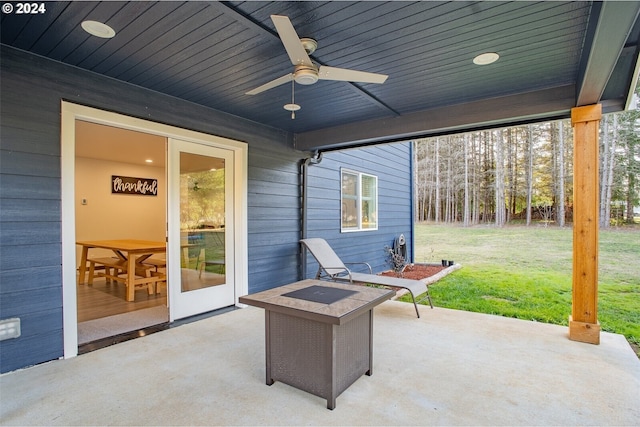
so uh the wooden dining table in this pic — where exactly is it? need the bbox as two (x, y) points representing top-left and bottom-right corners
(77, 239), (167, 302)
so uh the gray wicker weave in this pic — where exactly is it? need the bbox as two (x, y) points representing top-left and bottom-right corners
(239, 279), (393, 409)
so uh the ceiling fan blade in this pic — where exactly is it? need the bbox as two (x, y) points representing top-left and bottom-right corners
(245, 73), (293, 95)
(271, 15), (313, 67)
(318, 66), (388, 84)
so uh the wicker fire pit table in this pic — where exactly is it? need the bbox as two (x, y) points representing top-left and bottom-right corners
(239, 279), (394, 409)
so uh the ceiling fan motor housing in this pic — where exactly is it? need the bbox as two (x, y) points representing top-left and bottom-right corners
(294, 64), (319, 85)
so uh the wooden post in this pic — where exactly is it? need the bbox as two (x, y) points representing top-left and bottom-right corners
(569, 104), (601, 344)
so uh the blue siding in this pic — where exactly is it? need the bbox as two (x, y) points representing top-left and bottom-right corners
(0, 46), (301, 373)
(303, 144), (413, 277)
(0, 45), (413, 373)
(247, 146), (301, 292)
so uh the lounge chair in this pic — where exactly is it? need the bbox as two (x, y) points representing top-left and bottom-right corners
(300, 238), (433, 318)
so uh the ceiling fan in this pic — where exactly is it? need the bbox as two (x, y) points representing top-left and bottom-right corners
(245, 15), (388, 96)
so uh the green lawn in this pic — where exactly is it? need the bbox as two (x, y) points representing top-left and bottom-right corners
(409, 223), (640, 354)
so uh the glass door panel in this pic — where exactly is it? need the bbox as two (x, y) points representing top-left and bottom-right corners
(168, 139), (235, 320)
(180, 152), (226, 292)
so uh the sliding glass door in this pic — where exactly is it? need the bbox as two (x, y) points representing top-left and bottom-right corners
(168, 139), (235, 319)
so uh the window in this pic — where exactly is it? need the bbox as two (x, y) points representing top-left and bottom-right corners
(341, 169), (378, 232)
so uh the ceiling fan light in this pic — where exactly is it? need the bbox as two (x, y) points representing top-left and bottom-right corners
(294, 68), (319, 85)
(284, 103), (300, 120)
(283, 103), (301, 111)
(473, 52), (499, 65)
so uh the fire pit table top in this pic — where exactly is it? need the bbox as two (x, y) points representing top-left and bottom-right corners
(239, 279), (394, 325)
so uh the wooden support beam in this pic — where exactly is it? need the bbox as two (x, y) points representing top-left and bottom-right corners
(569, 104), (602, 344)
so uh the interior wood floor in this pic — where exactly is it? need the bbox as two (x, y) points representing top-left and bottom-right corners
(76, 268), (225, 323)
(77, 277), (167, 323)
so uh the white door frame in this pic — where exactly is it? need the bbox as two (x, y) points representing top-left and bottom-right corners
(61, 101), (248, 359)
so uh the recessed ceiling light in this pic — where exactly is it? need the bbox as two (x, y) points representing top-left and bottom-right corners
(473, 52), (499, 65)
(81, 20), (116, 38)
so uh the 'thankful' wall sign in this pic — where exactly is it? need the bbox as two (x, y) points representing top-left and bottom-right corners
(112, 175), (158, 196)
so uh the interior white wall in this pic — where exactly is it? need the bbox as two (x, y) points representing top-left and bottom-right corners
(74, 156), (166, 264)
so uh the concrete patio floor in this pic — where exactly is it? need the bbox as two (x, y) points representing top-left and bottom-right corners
(1, 300), (639, 426)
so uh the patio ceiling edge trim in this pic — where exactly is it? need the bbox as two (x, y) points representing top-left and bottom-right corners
(294, 84), (576, 151)
(575, 1), (640, 107)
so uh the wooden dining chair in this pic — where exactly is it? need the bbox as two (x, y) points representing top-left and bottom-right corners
(86, 257), (127, 285)
(143, 257), (166, 294)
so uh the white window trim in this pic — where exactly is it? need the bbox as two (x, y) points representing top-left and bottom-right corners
(341, 168), (378, 232)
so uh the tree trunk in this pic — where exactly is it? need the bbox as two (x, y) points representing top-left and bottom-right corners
(605, 115), (617, 225)
(472, 133), (480, 225)
(511, 128), (519, 221)
(415, 150), (421, 221)
(445, 137), (452, 223)
(599, 116), (617, 227)
(558, 121), (565, 227)
(463, 134), (470, 226)
(599, 118), (609, 226)
(526, 124), (533, 225)
(599, 117), (616, 227)
(494, 130), (506, 226)
(435, 138), (440, 223)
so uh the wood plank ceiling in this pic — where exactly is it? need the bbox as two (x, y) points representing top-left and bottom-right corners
(2, 1), (639, 150)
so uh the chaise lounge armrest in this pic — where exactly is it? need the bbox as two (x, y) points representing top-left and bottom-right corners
(343, 262), (373, 274)
(301, 237), (433, 318)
